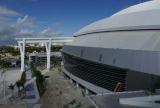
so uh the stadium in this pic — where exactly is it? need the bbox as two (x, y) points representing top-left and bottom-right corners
(62, 0), (160, 94)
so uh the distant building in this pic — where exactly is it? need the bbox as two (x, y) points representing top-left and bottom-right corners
(29, 52), (62, 64)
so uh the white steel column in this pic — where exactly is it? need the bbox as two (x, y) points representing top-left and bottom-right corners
(45, 39), (51, 70)
(16, 37), (73, 71)
(18, 39), (26, 72)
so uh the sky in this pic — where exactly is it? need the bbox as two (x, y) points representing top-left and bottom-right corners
(0, 0), (150, 45)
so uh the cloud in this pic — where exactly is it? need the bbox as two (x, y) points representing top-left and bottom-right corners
(18, 29), (33, 36)
(0, 21), (19, 45)
(40, 28), (51, 34)
(39, 27), (62, 37)
(17, 15), (36, 28)
(0, 6), (20, 17)
(0, 6), (18, 45)
(0, 6), (63, 45)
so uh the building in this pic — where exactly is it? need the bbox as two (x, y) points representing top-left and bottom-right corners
(29, 52), (62, 64)
(62, 0), (160, 94)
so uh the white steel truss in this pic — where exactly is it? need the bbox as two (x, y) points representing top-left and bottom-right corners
(16, 37), (73, 72)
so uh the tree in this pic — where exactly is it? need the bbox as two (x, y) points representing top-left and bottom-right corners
(1, 60), (11, 68)
(16, 72), (26, 98)
(51, 46), (62, 52)
(0, 46), (20, 56)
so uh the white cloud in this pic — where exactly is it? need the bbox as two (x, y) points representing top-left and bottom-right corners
(0, 6), (63, 45)
(0, 21), (19, 45)
(17, 15), (28, 24)
(39, 27), (62, 37)
(17, 15), (36, 27)
(40, 28), (51, 34)
(0, 6), (20, 16)
(0, 7), (34, 45)
(19, 29), (33, 36)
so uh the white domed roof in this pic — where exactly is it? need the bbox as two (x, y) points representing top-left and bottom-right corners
(113, 0), (160, 16)
(74, 0), (160, 36)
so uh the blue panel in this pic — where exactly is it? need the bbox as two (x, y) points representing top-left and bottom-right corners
(25, 83), (34, 91)
(25, 95), (36, 99)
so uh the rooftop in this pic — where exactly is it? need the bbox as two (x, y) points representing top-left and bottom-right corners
(74, 0), (160, 36)
(113, 0), (160, 16)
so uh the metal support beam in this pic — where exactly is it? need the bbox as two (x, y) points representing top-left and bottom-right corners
(76, 83), (79, 88)
(85, 89), (89, 95)
(18, 39), (26, 72)
(45, 39), (51, 70)
(16, 37), (73, 71)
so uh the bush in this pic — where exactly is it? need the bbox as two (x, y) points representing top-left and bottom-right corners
(30, 63), (46, 96)
(0, 60), (11, 68)
(16, 72), (26, 91)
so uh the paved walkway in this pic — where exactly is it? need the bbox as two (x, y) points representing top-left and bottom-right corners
(0, 104), (26, 108)
(39, 67), (94, 108)
(0, 68), (22, 99)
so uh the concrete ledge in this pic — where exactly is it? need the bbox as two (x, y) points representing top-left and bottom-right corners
(120, 95), (160, 107)
(89, 90), (160, 108)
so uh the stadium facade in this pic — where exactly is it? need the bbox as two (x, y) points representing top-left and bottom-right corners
(62, 0), (160, 94)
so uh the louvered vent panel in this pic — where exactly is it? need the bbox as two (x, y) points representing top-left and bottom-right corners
(63, 53), (127, 91)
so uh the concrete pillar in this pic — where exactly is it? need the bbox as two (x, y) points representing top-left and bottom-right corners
(76, 83), (79, 88)
(85, 89), (89, 95)
(18, 39), (26, 72)
(45, 39), (51, 70)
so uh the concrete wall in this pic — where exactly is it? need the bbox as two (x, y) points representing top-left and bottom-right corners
(63, 45), (160, 76)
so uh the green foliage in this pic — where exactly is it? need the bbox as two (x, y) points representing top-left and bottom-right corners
(20, 72), (26, 84)
(16, 72), (26, 90)
(148, 88), (156, 95)
(0, 46), (20, 56)
(11, 50), (20, 56)
(26, 46), (62, 53)
(0, 60), (11, 68)
(16, 80), (21, 90)
(65, 99), (82, 108)
(0, 46), (14, 53)
(51, 46), (62, 52)
(0, 45), (62, 57)
(26, 46), (45, 53)
(30, 63), (46, 96)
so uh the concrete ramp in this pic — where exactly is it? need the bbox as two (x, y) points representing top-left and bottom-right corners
(89, 90), (160, 108)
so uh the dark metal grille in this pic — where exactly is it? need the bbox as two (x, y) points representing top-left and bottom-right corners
(63, 53), (127, 91)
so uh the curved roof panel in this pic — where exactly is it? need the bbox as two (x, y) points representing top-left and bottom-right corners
(74, 0), (160, 36)
(113, 0), (160, 16)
